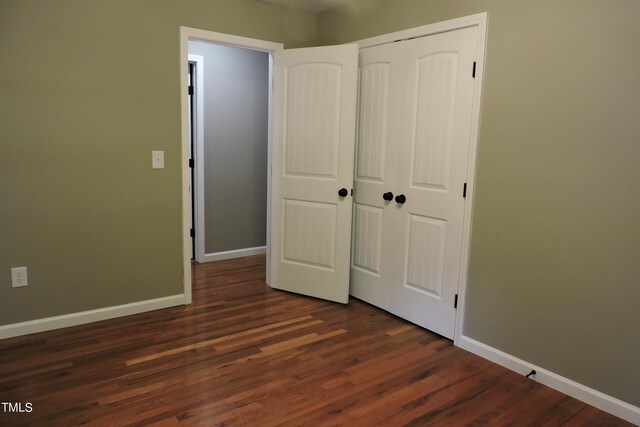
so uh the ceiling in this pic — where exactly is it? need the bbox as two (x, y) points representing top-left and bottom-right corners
(262, 0), (352, 13)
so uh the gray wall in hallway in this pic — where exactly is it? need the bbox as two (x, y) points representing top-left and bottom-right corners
(189, 41), (269, 254)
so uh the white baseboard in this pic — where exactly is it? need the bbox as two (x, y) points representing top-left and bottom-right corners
(457, 335), (640, 425)
(0, 294), (186, 340)
(200, 246), (266, 263)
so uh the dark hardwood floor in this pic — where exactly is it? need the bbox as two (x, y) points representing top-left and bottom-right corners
(0, 255), (633, 426)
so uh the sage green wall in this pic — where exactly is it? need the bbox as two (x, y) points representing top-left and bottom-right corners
(0, 0), (316, 325)
(319, 0), (640, 407)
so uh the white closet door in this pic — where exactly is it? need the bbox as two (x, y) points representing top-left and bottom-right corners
(395, 27), (478, 338)
(351, 43), (403, 312)
(271, 44), (358, 303)
(351, 27), (478, 339)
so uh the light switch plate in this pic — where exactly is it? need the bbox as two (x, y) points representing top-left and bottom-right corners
(152, 151), (164, 169)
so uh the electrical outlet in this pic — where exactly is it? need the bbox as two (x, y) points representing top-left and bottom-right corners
(11, 267), (28, 288)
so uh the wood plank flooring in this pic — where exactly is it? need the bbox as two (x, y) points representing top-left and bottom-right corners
(0, 255), (633, 426)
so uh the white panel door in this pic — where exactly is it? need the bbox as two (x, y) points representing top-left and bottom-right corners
(395, 27), (478, 338)
(351, 27), (478, 339)
(351, 42), (403, 312)
(271, 44), (358, 303)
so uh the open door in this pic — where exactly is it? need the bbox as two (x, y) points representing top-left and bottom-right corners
(270, 44), (358, 303)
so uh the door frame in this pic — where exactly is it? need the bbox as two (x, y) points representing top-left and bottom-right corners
(188, 54), (205, 263)
(355, 13), (488, 345)
(180, 27), (283, 303)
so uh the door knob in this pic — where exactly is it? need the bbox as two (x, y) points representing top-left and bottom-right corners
(383, 192), (394, 201)
(338, 188), (349, 198)
(395, 194), (406, 204)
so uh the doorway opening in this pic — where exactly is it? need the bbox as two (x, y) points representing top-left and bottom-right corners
(188, 41), (270, 265)
(180, 28), (283, 303)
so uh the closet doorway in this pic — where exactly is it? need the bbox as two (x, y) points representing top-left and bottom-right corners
(349, 14), (487, 341)
(352, 25), (481, 340)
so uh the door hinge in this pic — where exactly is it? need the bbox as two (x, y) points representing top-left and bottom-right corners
(463, 182), (467, 199)
(190, 228), (195, 238)
(472, 61), (477, 78)
(188, 85), (194, 95)
(454, 294), (458, 309)
(189, 158), (194, 168)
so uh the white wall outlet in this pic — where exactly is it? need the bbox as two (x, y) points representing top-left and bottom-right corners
(11, 267), (28, 288)
(152, 151), (165, 169)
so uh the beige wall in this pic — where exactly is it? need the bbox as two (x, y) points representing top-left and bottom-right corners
(319, 0), (640, 407)
(0, 0), (316, 324)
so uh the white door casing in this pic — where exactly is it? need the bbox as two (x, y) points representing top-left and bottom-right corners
(352, 26), (479, 338)
(271, 44), (359, 303)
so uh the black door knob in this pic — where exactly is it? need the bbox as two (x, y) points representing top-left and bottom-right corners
(395, 194), (406, 204)
(383, 192), (394, 201)
(338, 188), (349, 198)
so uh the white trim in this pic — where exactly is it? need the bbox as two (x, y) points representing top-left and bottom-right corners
(458, 335), (640, 425)
(453, 13), (488, 346)
(180, 27), (283, 302)
(354, 13), (488, 345)
(357, 13), (488, 49)
(201, 246), (267, 263)
(0, 295), (185, 340)
(182, 27), (284, 53)
(266, 54), (274, 286)
(180, 29), (193, 304)
(188, 54), (206, 264)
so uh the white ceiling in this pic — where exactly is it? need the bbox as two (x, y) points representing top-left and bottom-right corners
(262, 0), (352, 13)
